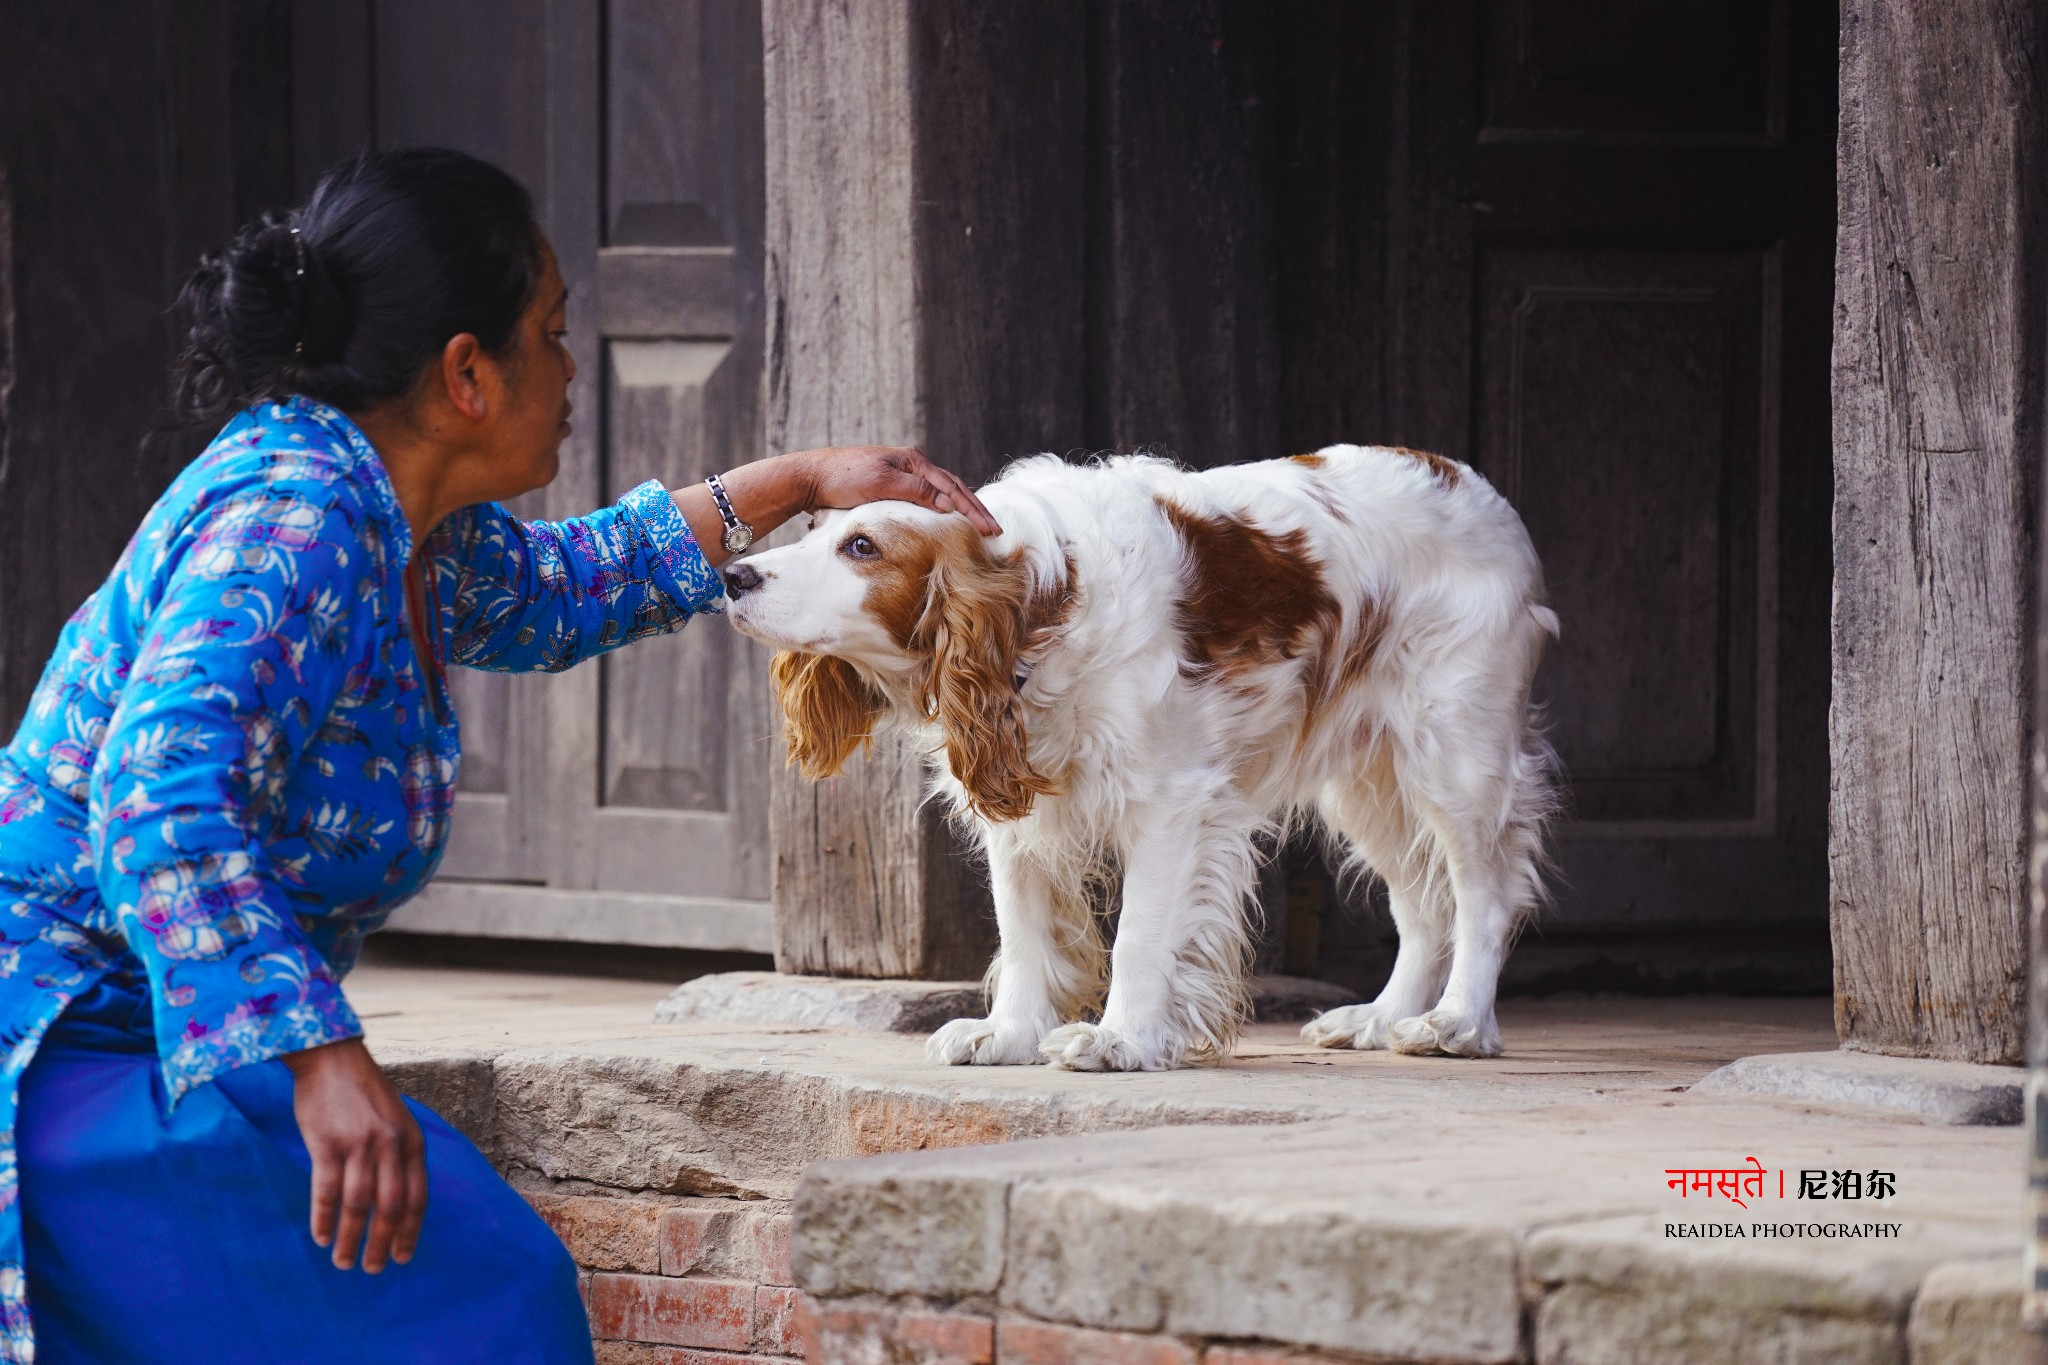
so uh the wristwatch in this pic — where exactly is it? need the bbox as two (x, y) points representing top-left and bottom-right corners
(704, 472), (754, 553)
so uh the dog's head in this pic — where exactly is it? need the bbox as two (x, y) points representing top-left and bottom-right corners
(726, 504), (1062, 821)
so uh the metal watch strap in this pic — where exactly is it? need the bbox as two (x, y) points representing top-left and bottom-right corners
(704, 472), (753, 553)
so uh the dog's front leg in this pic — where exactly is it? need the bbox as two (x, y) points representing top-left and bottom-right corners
(1041, 798), (1257, 1072)
(928, 824), (1084, 1065)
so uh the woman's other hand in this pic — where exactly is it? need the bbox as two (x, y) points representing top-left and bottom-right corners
(673, 445), (1000, 567)
(285, 1037), (427, 1273)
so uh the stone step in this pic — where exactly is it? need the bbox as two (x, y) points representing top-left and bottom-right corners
(343, 968), (2031, 1364)
(794, 1113), (2030, 1364)
(1692, 1048), (2024, 1125)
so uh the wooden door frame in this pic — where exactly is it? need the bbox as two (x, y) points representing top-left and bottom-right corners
(762, 0), (1087, 978)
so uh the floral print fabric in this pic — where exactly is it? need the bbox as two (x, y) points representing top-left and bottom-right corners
(0, 396), (722, 1361)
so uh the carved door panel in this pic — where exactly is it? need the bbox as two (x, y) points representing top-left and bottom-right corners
(1395, 0), (1837, 987)
(563, 0), (774, 911)
(298, 0), (774, 950)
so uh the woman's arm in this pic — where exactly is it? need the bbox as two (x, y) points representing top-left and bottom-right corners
(671, 446), (1001, 568)
(433, 446), (1000, 674)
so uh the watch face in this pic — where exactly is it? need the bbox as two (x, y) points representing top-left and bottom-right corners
(723, 522), (754, 553)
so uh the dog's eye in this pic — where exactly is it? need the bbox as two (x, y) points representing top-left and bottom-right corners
(840, 533), (880, 560)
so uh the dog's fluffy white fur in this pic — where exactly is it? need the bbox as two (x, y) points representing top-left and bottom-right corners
(725, 445), (1559, 1070)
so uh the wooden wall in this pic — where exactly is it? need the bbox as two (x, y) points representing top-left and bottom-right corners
(1832, 0), (2045, 1064)
(0, 1), (296, 732)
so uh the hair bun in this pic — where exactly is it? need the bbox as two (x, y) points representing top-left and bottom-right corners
(171, 214), (354, 419)
(172, 147), (541, 422)
(224, 216), (353, 367)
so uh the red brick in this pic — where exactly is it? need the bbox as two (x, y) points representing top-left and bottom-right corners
(658, 1208), (718, 1276)
(794, 1295), (994, 1365)
(586, 1273), (755, 1350)
(527, 1192), (664, 1273)
(753, 1286), (801, 1355)
(998, 1318), (1198, 1365)
(593, 1345), (763, 1365)
(754, 1214), (794, 1286)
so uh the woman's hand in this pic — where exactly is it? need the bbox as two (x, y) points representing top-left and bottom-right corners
(795, 446), (1001, 534)
(673, 446), (1000, 567)
(284, 1037), (427, 1274)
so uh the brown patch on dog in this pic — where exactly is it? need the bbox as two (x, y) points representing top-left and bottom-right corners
(835, 517), (1068, 821)
(1158, 499), (1392, 741)
(846, 519), (960, 648)
(1315, 600), (1391, 734)
(1289, 452), (1326, 468)
(1330, 602), (1389, 695)
(1158, 501), (1336, 684)
(1388, 445), (1462, 489)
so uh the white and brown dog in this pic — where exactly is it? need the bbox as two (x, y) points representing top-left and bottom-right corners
(723, 446), (1559, 1071)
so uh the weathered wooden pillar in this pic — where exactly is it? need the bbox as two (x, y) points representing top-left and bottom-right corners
(762, 0), (1085, 977)
(1831, 0), (2046, 1063)
(2028, 38), (2048, 1317)
(2030, 331), (2048, 1329)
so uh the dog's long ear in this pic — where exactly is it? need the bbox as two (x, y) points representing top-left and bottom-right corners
(915, 550), (1059, 821)
(770, 651), (885, 779)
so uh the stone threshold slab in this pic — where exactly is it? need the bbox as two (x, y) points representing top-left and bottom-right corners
(349, 976), (1841, 1202)
(793, 1110), (2029, 1364)
(1693, 1048), (2024, 1125)
(652, 971), (1358, 1033)
(369, 1004), (1839, 1201)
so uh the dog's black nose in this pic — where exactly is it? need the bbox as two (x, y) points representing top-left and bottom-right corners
(723, 562), (763, 597)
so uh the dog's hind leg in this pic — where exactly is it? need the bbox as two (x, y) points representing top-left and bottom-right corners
(1041, 793), (1259, 1071)
(1301, 759), (1451, 1051)
(1384, 712), (1556, 1059)
(929, 822), (1104, 1066)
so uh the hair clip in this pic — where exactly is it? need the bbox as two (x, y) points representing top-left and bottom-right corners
(290, 226), (307, 357)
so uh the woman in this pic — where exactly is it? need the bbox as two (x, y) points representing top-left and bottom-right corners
(0, 147), (996, 1363)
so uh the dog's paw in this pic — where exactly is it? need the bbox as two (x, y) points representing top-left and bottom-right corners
(1387, 1007), (1501, 1058)
(926, 1016), (1046, 1066)
(1039, 1021), (1178, 1072)
(1300, 1002), (1409, 1050)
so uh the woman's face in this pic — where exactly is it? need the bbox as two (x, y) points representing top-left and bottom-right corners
(483, 238), (576, 500)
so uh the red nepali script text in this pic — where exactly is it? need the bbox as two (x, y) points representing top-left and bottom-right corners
(1665, 1156), (1772, 1208)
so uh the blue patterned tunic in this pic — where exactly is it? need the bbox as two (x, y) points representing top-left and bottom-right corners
(0, 397), (723, 1360)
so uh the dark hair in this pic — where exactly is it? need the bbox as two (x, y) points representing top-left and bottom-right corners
(171, 147), (544, 421)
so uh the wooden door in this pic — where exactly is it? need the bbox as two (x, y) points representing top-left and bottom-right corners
(1392, 0), (1838, 989)
(294, 0), (774, 954)
(1057, 1), (1836, 992)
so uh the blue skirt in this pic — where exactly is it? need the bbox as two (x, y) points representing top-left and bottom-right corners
(16, 977), (594, 1364)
